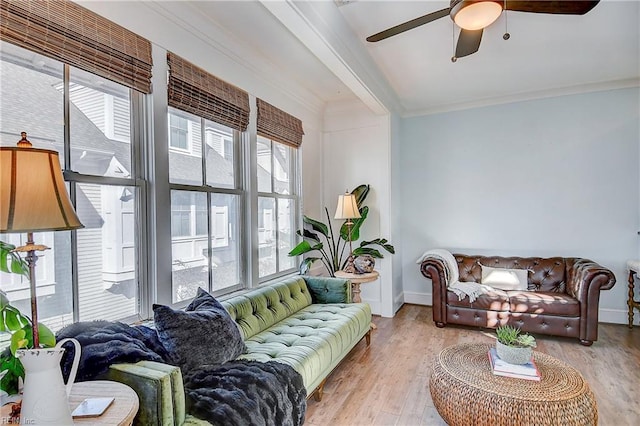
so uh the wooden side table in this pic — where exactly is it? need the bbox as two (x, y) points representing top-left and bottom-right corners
(69, 380), (139, 426)
(627, 260), (640, 328)
(334, 270), (379, 303)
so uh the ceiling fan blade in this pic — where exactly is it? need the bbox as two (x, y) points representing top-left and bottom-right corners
(455, 29), (483, 58)
(366, 8), (450, 42)
(505, 1), (600, 15)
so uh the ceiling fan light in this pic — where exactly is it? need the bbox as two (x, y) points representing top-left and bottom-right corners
(452, 1), (503, 31)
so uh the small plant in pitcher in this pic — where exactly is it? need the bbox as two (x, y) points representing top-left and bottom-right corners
(0, 241), (55, 395)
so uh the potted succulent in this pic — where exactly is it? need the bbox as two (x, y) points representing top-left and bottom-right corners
(495, 325), (536, 365)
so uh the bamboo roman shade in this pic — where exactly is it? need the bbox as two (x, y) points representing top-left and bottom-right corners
(257, 98), (304, 148)
(0, 0), (153, 93)
(167, 52), (250, 132)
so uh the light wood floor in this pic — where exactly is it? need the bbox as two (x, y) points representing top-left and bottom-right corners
(305, 304), (640, 426)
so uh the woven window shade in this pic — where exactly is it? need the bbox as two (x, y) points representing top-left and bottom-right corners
(167, 52), (250, 132)
(257, 98), (304, 148)
(0, 0), (153, 93)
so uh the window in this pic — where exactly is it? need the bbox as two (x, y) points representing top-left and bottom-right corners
(0, 43), (145, 329)
(169, 114), (190, 151)
(169, 109), (243, 303)
(257, 135), (299, 279)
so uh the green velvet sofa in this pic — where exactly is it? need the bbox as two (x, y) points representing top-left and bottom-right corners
(106, 275), (372, 426)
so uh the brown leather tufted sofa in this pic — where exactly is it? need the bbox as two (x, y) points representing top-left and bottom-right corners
(420, 254), (616, 346)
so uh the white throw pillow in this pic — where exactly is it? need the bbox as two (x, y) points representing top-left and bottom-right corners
(480, 265), (529, 291)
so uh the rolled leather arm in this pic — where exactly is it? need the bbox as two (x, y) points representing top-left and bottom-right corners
(420, 258), (449, 325)
(565, 258), (616, 302)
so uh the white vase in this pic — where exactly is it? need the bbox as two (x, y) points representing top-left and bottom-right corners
(495, 340), (533, 365)
(16, 338), (81, 426)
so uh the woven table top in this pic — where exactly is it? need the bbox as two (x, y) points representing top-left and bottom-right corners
(436, 342), (590, 401)
(429, 343), (597, 426)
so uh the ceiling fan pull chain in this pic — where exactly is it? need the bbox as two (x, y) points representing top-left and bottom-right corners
(451, 20), (457, 63)
(503, 0), (511, 40)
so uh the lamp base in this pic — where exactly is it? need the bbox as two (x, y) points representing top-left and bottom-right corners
(343, 255), (357, 274)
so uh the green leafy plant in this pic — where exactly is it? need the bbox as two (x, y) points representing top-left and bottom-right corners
(0, 241), (55, 395)
(288, 184), (395, 277)
(495, 325), (537, 348)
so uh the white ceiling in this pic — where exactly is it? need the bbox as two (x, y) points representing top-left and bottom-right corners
(337, 0), (640, 115)
(133, 1), (640, 117)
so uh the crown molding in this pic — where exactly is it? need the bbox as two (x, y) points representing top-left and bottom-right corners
(404, 78), (640, 117)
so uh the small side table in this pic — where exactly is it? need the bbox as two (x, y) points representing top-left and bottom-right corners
(69, 380), (139, 426)
(334, 270), (379, 303)
(627, 260), (640, 328)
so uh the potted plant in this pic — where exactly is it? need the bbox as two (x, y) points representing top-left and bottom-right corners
(495, 325), (536, 365)
(288, 184), (395, 276)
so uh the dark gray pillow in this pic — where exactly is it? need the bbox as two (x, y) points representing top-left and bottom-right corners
(153, 288), (246, 374)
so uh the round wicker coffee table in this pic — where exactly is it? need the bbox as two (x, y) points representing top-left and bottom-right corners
(429, 343), (597, 426)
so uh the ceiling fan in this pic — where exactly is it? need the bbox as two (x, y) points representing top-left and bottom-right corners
(366, 1), (600, 61)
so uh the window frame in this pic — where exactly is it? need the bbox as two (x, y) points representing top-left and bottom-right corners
(256, 135), (301, 283)
(168, 109), (246, 301)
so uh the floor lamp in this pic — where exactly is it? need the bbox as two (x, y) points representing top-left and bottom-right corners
(0, 133), (83, 348)
(334, 192), (361, 274)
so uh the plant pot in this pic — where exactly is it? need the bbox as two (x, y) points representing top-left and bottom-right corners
(495, 340), (533, 365)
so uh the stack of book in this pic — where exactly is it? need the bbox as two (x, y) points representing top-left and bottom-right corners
(488, 347), (541, 381)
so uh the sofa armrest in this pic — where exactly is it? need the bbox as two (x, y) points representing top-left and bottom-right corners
(104, 361), (185, 426)
(420, 259), (449, 325)
(304, 276), (352, 303)
(565, 258), (616, 301)
(565, 258), (616, 344)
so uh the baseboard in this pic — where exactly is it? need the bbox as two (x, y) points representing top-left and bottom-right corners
(599, 308), (639, 325)
(403, 291), (432, 306)
(400, 291), (632, 325)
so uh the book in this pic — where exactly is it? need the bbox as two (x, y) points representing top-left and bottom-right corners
(488, 348), (541, 381)
(71, 397), (114, 418)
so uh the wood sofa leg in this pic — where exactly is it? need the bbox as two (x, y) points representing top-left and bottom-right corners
(435, 322), (445, 328)
(580, 339), (593, 346)
(365, 330), (371, 346)
(313, 379), (327, 402)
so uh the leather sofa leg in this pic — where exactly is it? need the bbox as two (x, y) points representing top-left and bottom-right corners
(313, 379), (327, 402)
(435, 322), (445, 328)
(580, 339), (593, 346)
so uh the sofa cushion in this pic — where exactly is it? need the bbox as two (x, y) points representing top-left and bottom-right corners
(223, 276), (313, 340)
(237, 302), (371, 394)
(480, 265), (528, 291)
(153, 288), (246, 374)
(447, 288), (510, 311)
(507, 291), (580, 317)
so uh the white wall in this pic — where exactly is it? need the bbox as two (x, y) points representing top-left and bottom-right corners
(323, 99), (396, 317)
(401, 87), (640, 324)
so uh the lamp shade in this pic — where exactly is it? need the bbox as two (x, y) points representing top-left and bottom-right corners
(0, 146), (83, 233)
(451, 0), (502, 30)
(334, 193), (361, 220)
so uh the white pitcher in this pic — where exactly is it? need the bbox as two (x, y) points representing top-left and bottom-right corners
(16, 338), (81, 426)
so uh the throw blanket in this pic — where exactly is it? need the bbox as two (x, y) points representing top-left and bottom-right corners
(184, 360), (307, 426)
(57, 320), (168, 382)
(417, 249), (491, 303)
(56, 321), (307, 426)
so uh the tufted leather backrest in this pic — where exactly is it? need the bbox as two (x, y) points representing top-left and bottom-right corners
(222, 276), (313, 340)
(454, 254), (567, 293)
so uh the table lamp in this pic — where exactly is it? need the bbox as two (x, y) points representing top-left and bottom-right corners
(334, 192), (361, 274)
(0, 132), (83, 347)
